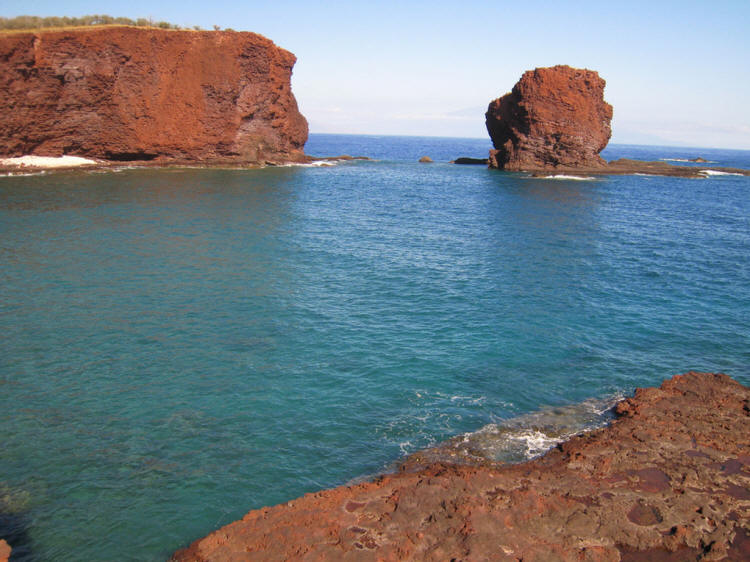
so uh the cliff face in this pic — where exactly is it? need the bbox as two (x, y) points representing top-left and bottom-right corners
(486, 65), (612, 170)
(172, 372), (750, 561)
(0, 27), (308, 164)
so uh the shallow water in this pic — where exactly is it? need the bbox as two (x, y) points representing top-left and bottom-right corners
(1, 135), (749, 560)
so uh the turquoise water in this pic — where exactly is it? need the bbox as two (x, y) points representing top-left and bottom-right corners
(1, 135), (749, 560)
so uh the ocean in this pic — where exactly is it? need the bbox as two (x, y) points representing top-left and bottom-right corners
(1, 134), (749, 560)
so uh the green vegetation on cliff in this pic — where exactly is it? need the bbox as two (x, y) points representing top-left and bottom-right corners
(0, 15), (192, 31)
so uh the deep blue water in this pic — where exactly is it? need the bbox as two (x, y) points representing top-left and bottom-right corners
(1, 134), (749, 560)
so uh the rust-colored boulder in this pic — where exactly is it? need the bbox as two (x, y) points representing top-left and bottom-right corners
(0, 540), (9, 562)
(171, 372), (750, 561)
(486, 65), (613, 170)
(0, 27), (308, 164)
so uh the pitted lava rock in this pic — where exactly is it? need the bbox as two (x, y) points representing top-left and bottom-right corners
(486, 65), (613, 170)
(0, 27), (308, 164)
(171, 372), (749, 561)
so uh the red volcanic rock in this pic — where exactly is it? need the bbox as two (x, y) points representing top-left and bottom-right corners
(172, 372), (750, 561)
(486, 65), (613, 170)
(0, 27), (308, 164)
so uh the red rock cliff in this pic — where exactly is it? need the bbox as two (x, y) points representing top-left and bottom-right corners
(486, 65), (612, 170)
(0, 27), (308, 164)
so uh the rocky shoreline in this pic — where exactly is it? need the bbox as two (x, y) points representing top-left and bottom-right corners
(0, 154), (374, 175)
(3, 153), (748, 179)
(171, 372), (749, 561)
(448, 156), (750, 178)
(525, 158), (750, 179)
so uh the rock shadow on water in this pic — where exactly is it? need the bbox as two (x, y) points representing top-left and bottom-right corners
(0, 510), (32, 561)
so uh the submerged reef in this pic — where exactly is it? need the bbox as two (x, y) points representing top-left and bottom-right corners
(172, 372), (750, 561)
(0, 27), (308, 166)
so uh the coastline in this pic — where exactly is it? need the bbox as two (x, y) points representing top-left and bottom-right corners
(3, 152), (748, 178)
(171, 372), (750, 561)
(0, 154), (374, 176)
(525, 158), (750, 179)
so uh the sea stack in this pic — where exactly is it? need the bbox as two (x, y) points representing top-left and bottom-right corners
(0, 27), (308, 165)
(486, 65), (612, 170)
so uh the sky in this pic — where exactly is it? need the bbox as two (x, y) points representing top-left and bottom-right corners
(4, 1), (750, 149)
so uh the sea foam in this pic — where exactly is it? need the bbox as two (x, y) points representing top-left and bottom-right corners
(537, 174), (596, 181)
(405, 394), (624, 466)
(1, 155), (99, 168)
(699, 169), (743, 176)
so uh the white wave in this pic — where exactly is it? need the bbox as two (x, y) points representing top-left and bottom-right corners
(510, 429), (565, 458)
(450, 395), (487, 405)
(420, 394), (622, 464)
(399, 441), (412, 455)
(0, 170), (47, 177)
(1, 155), (99, 168)
(660, 158), (716, 163)
(535, 174), (596, 181)
(298, 160), (338, 167)
(699, 169), (743, 176)
(277, 160), (339, 168)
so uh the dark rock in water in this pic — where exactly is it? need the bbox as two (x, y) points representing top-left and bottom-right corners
(0, 27), (308, 165)
(171, 372), (750, 561)
(689, 157), (708, 163)
(418, 156), (433, 163)
(451, 157), (489, 165)
(486, 65), (612, 171)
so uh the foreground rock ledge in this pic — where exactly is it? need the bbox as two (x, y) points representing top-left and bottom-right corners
(172, 372), (749, 561)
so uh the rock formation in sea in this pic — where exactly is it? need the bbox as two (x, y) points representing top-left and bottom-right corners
(486, 65), (613, 171)
(171, 372), (750, 561)
(0, 27), (308, 165)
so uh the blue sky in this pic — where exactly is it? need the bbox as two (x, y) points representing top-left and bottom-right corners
(5, 1), (750, 148)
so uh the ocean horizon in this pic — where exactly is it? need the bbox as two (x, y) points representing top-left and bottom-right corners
(1, 134), (749, 560)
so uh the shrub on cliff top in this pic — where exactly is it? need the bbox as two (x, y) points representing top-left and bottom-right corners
(0, 14), (183, 31)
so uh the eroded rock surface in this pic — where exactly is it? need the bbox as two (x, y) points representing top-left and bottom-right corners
(0, 27), (308, 164)
(486, 65), (613, 170)
(172, 372), (750, 561)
